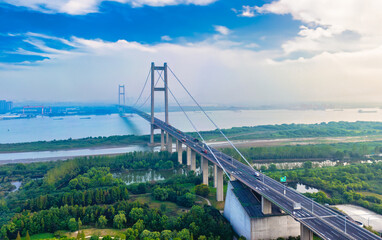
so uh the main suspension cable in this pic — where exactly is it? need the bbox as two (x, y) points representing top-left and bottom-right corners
(137, 72), (161, 109)
(167, 65), (255, 170)
(132, 68), (151, 107)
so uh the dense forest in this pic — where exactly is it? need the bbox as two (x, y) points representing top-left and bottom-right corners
(0, 152), (232, 240)
(4, 121), (382, 153)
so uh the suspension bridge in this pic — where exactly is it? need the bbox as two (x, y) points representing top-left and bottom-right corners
(119, 62), (382, 240)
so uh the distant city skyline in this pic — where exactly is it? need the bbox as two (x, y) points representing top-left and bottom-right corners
(1, 0), (382, 106)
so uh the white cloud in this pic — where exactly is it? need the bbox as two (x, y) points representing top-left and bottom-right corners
(214, 25), (230, 35)
(3, 0), (217, 15)
(3, 32), (382, 105)
(238, 5), (256, 17)
(161, 35), (172, 41)
(255, 0), (382, 56)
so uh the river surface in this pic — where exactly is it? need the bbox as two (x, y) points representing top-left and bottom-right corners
(114, 168), (187, 185)
(1, 108), (382, 144)
(0, 145), (155, 164)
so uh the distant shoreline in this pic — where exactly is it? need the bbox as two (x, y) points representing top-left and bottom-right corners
(2, 121), (382, 154)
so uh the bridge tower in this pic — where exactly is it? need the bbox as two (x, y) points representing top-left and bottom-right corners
(150, 62), (170, 149)
(118, 85), (125, 106)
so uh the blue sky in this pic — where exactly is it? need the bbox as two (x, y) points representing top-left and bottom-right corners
(0, 0), (300, 65)
(1, 0), (382, 105)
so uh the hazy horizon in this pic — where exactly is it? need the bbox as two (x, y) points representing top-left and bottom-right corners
(2, 0), (382, 107)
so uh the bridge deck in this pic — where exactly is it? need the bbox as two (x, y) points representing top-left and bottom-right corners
(126, 106), (382, 240)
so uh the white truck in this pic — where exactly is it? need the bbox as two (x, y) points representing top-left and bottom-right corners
(293, 202), (301, 210)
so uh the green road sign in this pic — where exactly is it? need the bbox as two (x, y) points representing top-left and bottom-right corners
(280, 176), (287, 182)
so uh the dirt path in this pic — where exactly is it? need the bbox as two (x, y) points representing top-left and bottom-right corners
(197, 195), (211, 206)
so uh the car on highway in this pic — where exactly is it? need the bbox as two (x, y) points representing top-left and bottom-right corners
(202, 149), (208, 154)
(181, 138), (186, 142)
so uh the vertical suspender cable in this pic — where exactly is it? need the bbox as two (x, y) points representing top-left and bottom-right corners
(156, 71), (231, 180)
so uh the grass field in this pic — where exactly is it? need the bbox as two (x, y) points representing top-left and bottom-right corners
(65, 228), (125, 238)
(358, 191), (382, 201)
(21, 233), (55, 240)
(366, 179), (382, 195)
(129, 193), (189, 217)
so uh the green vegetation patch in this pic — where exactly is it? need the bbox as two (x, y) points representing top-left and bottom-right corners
(22, 233), (55, 240)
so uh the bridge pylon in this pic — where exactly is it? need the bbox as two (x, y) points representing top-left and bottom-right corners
(150, 62), (169, 149)
(118, 85), (125, 106)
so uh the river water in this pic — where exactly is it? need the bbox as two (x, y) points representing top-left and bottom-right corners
(1, 108), (382, 144)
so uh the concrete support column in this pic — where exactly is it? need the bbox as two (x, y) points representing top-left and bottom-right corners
(300, 224), (313, 240)
(167, 135), (172, 153)
(176, 140), (183, 164)
(261, 196), (272, 214)
(191, 151), (196, 171)
(216, 167), (224, 201)
(214, 165), (217, 187)
(160, 130), (165, 151)
(187, 147), (191, 166)
(202, 157), (208, 185)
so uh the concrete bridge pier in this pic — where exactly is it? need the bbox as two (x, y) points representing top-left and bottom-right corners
(214, 165), (217, 187)
(176, 140), (183, 164)
(261, 196), (272, 214)
(191, 150), (196, 171)
(216, 166), (224, 201)
(201, 156), (208, 185)
(300, 224), (313, 240)
(187, 147), (192, 167)
(167, 135), (172, 153)
(160, 130), (165, 151)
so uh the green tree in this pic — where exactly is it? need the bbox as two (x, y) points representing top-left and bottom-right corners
(161, 230), (172, 240)
(141, 230), (160, 240)
(125, 228), (139, 240)
(303, 161), (313, 169)
(113, 211), (127, 229)
(25, 231), (30, 240)
(176, 229), (191, 240)
(97, 215), (108, 228)
(16, 232), (21, 240)
(130, 207), (144, 222)
(153, 187), (169, 201)
(78, 218), (82, 230)
(133, 219), (145, 233)
(77, 231), (85, 240)
(177, 193), (195, 207)
(68, 218), (78, 232)
(103, 235), (112, 240)
(194, 184), (210, 197)
(268, 164), (277, 171)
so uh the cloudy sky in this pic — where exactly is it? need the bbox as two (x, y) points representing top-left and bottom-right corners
(1, 0), (382, 106)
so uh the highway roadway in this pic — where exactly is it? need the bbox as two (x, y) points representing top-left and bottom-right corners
(128, 106), (382, 240)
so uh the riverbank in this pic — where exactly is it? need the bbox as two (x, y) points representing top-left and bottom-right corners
(0, 145), (155, 165)
(335, 204), (382, 232)
(4, 121), (382, 153)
